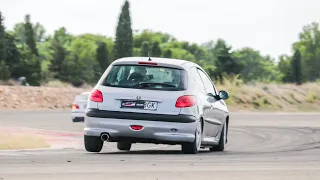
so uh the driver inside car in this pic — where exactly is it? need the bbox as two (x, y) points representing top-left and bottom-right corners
(127, 66), (148, 82)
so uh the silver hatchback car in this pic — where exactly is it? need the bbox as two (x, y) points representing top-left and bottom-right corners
(71, 92), (90, 122)
(84, 57), (230, 154)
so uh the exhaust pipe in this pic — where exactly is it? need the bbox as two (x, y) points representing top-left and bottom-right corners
(101, 133), (110, 141)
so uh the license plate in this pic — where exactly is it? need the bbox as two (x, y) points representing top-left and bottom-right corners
(143, 101), (157, 110)
(121, 100), (157, 111)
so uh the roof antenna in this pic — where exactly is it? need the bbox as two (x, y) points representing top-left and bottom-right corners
(148, 52), (152, 61)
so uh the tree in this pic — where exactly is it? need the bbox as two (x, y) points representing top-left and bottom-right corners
(33, 22), (46, 42)
(3, 8), (320, 86)
(133, 29), (176, 48)
(292, 22), (320, 81)
(291, 49), (303, 85)
(169, 48), (196, 62)
(140, 41), (149, 56)
(0, 12), (5, 62)
(163, 49), (172, 58)
(0, 12), (21, 80)
(24, 15), (38, 56)
(21, 14), (42, 85)
(214, 39), (241, 81)
(4, 33), (21, 78)
(96, 41), (109, 71)
(49, 28), (69, 80)
(12, 22), (46, 45)
(151, 41), (162, 57)
(113, 0), (133, 60)
(0, 61), (11, 80)
(278, 55), (293, 82)
(232, 47), (279, 82)
(64, 34), (101, 84)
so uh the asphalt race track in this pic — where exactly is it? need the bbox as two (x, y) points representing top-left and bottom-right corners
(1, 110), (320, 180)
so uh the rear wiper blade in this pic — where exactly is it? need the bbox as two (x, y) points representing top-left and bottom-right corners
(135, 82), (176, 88)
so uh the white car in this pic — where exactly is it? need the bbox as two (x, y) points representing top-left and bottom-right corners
(84, 57), (230, 154)
(71, 92), (90, 122)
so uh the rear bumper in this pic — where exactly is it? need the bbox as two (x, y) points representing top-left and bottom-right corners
(85, 108), (197, 123)
(84, 109), (198, 144)
(72, 112), (85, 122)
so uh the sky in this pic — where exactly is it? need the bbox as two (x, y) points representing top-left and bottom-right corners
(1, 0), (319, 60)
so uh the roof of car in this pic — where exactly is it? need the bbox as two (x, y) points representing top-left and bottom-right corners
(81, 92), (90, 95)
(114, 57), (198, 67)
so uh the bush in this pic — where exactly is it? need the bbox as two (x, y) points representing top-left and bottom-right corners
(0, 61), (11, 81)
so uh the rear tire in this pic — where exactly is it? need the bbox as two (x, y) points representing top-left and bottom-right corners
(117, 142), (132, 151)
(72, 117), (84, 123)
(181, 120), (202, 154)
(210, 121), (227, 152)
(84, 135), (103, 152)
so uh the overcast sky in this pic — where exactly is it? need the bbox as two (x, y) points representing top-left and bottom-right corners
(1, 0), (319, 60)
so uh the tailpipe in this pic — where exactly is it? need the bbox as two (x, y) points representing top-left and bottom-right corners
(101, 133), (110, 141)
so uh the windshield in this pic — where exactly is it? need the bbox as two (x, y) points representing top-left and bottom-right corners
(75, 93), (89, 101)
(101, 65), (187, 91)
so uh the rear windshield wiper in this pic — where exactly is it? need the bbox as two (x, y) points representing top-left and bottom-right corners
(134, 82), (177, 88)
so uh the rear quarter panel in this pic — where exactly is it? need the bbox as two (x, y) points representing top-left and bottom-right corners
(178, 66), (204, 119)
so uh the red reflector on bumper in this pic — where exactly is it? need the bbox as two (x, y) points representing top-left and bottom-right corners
(130, 125), (143, 131)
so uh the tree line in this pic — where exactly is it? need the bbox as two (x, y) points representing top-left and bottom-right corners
(0, 1), (319, 86)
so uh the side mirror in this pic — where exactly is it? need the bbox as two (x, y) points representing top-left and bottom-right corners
(218, 90), (229, 100)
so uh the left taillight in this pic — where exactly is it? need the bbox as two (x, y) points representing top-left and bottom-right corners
(89, 89), (103, 102)
(72, 104), (79, 109)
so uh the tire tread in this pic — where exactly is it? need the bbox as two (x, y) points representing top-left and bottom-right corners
(84, 135), (104, 152)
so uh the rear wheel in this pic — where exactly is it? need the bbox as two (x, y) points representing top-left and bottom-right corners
(210, 121), (227, 152)
(181, 120), (202, 154)
(84, 135), (104, 152)
(117, 142), (132, 151)
(72, 117), (84, 123)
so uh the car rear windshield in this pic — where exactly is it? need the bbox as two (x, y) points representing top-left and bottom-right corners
(75, 94), (89, 101)
(101, 64), (187, 91)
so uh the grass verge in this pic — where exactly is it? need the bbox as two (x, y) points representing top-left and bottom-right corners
(216, 75), (320, 112)
(0, 132), (50, 150)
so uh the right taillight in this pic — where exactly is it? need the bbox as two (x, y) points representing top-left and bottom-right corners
(175, 95), (197, 108)
(90, 89), (103, 102)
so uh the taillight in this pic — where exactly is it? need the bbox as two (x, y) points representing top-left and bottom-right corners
(72, 104), (79, 109)
(90, 89), (103, 102)
(175, 95), (196, 108)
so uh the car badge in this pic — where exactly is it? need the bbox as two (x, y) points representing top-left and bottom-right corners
(136, 96), (141, 100)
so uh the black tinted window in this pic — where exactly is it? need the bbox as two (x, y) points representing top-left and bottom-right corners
(101, 65), (187, 91)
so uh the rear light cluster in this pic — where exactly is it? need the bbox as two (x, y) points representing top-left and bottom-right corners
(175, 95), (197, 108)
(89, 89), (195, 108)
(90, 89), (103, 102)
(72, 104), (79, 109)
